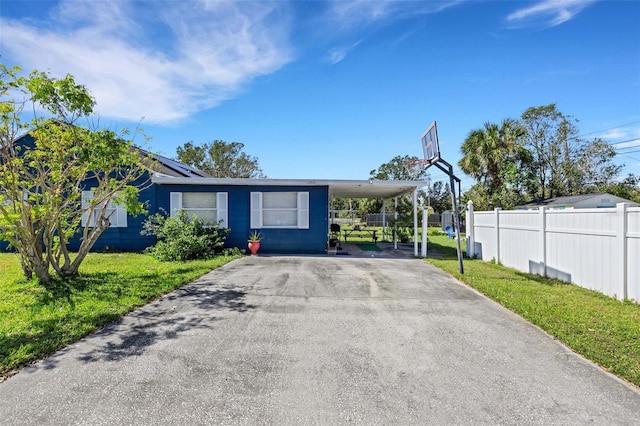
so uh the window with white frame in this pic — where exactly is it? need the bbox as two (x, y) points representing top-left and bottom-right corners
(81, 191), (127, 228)
(250, 191), (309, 229)
(170, 192), (228, 227)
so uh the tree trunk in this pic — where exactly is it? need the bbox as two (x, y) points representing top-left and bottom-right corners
(21, 252), (52, 284)
(19, 257), (33, 281)
(33, 262), (53, 285)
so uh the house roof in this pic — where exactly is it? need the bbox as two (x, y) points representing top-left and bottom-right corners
(518, 193), (602, 207)
(516, 192), (638, 208)
(138, 149), (212, 178)
(151, 175), (425, 199)
(13, 129), (212, 179)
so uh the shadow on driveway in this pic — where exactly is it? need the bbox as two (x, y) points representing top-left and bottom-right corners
(1, 255), (639, 425)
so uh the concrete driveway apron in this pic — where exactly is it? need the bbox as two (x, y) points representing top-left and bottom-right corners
(1, 255), (639, 425)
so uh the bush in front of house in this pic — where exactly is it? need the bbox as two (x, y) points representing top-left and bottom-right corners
(142, 210), (230, 261)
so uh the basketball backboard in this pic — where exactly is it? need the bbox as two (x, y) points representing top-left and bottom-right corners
(421, 121), (440, 164)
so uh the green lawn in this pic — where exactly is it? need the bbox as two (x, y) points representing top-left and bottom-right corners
(426, 231), (640, 388)
(0, 252), (241, 380)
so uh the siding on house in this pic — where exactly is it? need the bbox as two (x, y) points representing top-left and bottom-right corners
(66, 172), (159, 252)
(155, 183), (329, 254)
(3, 131), (333, 254)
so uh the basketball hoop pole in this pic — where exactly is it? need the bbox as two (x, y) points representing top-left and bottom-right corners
(431, 158), (464, 274)
(419, 121), (464, 274)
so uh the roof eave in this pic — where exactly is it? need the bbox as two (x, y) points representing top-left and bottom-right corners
(150, 175), (425, 198)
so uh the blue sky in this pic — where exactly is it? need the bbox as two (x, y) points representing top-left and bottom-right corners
(1, 0), (639, 190)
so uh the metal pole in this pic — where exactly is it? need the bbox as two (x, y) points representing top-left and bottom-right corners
(448, 164), (464, 274)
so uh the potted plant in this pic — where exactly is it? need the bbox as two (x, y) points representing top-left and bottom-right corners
(248, 230), (262, 256)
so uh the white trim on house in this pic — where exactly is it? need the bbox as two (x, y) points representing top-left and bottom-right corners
(169, 191), (229, 228)
(250, 191), (309, 229)
(152, 175), (424, 199)
(81, 191), (127, 228)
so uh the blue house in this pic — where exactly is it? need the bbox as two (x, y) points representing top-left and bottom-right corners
(3, 132), (424, 254)
(104, 173), (423, 254)
(73, 150), (214, 252)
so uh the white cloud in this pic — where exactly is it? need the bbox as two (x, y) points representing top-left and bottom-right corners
(506, 0), (597, 28)
(614, 140), (640, 150)
(596, 122), (640, 142)
(0, 0), (293, 124)
(601, 129), (629, 140)
(326, 0), (462, 31)
(321, 0), (462, 63)
(326, 39), (363, 64)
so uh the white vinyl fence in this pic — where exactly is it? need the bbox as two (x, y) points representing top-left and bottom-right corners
(466, 202), (640, 302)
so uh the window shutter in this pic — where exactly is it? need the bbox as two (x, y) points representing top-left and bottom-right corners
(81, 191), (94, 227)
(250, 192), (262, 229)
(217, 192), (228, 228)
(298, 192), (309, 229)
(170, 192), (182, 217)
(115, 201), (128, 227)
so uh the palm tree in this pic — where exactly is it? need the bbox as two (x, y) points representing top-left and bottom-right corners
(459, 119), (529, 207)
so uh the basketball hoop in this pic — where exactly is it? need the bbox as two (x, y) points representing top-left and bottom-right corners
(404, 158), (430, 180)
(404, 158), (431, 168)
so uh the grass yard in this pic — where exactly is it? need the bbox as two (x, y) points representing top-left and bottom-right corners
(0, 252), (241, 380)
(426, 231), (640, 388)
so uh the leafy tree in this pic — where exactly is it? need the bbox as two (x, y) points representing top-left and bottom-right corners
(461, 184), (492, 211)
(461, 105), (625, 208)
(576, 138), (623, 191)
(176, 140), (265, 178)
(600, 174), (640, 203)
(521, 104), (624, 199)
(428, 181), (452, 213)
(458, 119), (535, 209)
(365, 155), (429, 223)
(0, 64), (146, 284)
(521, 104), (581, 198)
(369, 155), (428, 181)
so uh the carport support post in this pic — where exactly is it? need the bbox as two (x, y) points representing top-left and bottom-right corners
(394, 197), (398, 249)
(382, 199), (387, 241)
(413, 189), (419, 257)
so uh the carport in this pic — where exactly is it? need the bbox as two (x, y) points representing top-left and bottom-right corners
(149, 176), (427, 255)
(327, 179), (427, 256)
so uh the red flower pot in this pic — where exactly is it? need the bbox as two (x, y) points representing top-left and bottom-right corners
(248, 241), (261, 256)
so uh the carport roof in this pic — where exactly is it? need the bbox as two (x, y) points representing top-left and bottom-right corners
(152, 175), (425, 199)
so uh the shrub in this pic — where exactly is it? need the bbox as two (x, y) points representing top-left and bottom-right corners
(393, 227), (413, 242)
(142, 210), (230, 261)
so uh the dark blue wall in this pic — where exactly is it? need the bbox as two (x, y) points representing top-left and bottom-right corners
(0, 172), (158, 253)
(1, 180), (330, 254)
(67, 173), (158, 252)
(154, 184), (330, 254)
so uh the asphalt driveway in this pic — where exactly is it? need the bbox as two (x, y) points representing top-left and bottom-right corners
(1, 255), (639, 425)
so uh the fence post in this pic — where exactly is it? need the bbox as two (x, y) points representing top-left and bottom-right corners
(413, 189), (419, 257)
(495, 208), (501, 264)
(540, 207), (547, 277)
(467, 201), (475, 258)
(617, 203), (629, 300)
